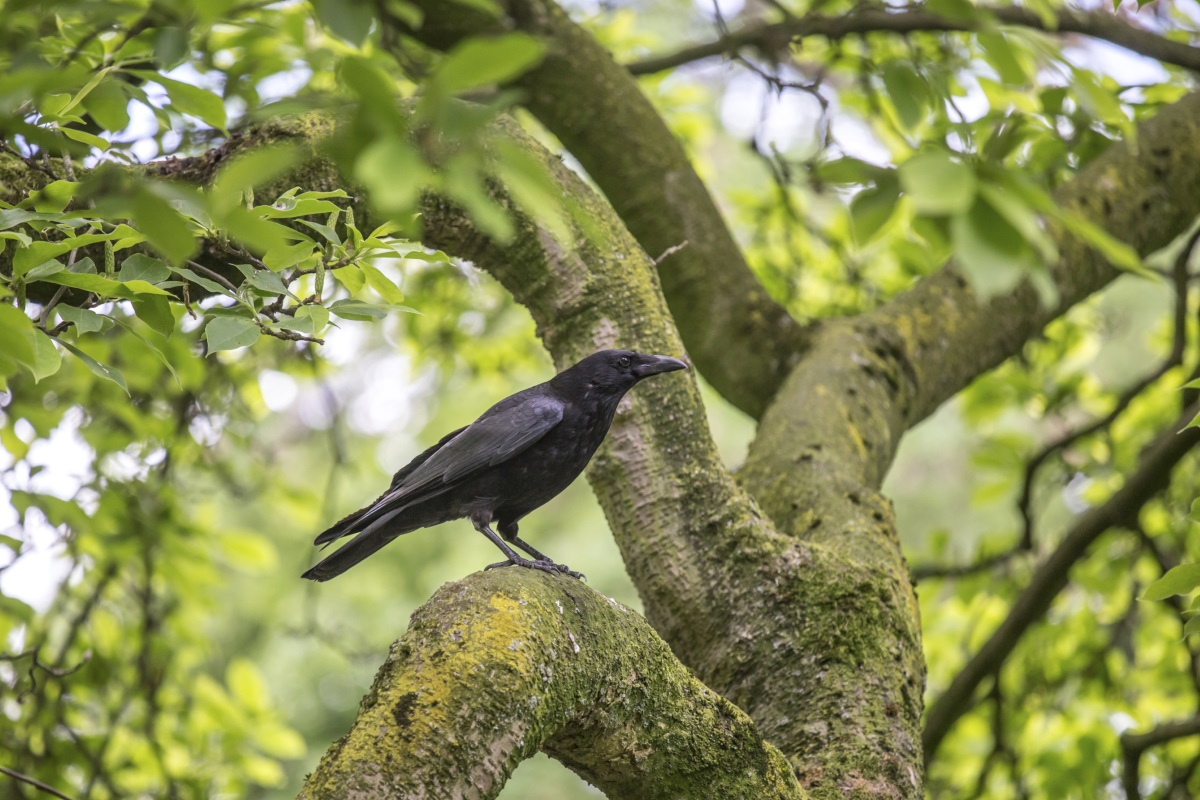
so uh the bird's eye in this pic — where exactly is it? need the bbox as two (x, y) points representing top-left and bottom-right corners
(618, 356), (632, 368)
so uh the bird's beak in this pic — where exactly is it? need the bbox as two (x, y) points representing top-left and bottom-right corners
(634, 354), (689, 378)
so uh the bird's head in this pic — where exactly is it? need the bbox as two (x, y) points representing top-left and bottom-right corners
(556, 349), (689, 395)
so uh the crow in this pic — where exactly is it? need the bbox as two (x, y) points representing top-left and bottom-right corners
(301, 349), (688, 582)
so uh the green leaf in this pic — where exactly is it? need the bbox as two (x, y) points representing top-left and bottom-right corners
(295, 304), (329, 333)
(297, 219), (340, 245)
(204, 316), (260, 353)
(83, 79), (130, 131)
(493, 138), (572, 245)
(899, 152), (977, 216)
(262, 241), (315, 272)
(118, 253), (172, 284)
(1055, 210), (1148, 277)
(360, 263), (405, 304)
(220, 531), (278, 571)
(431, 33), (546, 95)
(34, 271), (172, 299)
(14, 241), (74, 277)
(29, 180), (79, 213)
(1144, 564), (1200, 601)
(211, 144), (304, 214)
(246, 269), (290, 295)
(132, 295), (175, 337)
(0, 305), (35, 368)
(978, 33), (1029, 85)
(59, 340), (128, 393)
(0, 209), (46, 229)
(57, 305), (107, 334)
(881, 62), (928, 130)
(337, 264), (365, 294)
(329, 299), (416, 320)
(128, 70), (228, 131)
(133, 188), (199, 263)
(952, 196), (1038, 298)
(259, 197), (342, 219)
(311, 0), (375, 44)
(976, 183), (1057, 262)
(60, 127), (110, 152)
(23, 329), (61, 382)
(354, 136), (427, 214)
(112, 318), (179, 384)
(254, 722), (306, 759)
(849, 177), (900, 244)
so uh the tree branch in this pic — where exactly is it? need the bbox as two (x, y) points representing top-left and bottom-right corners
(0, 766), (77, 800)
(1122, 716), (1200, 800)
(627, 5), (1200, 75)
(921, 403), (1200, 764)
(298, 570), (804, 800)
(400, 0), (808, 418)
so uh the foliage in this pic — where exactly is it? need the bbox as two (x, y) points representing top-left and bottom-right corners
(0, 0), (1198, 798)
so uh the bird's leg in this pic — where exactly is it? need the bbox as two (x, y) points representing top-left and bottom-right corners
(498, 521), (584, 579)
(499, 520), (549, 560)
(474, 517), (584, 580)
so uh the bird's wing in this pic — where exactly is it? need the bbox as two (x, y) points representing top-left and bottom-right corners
(340, 393), (564, 534)
(388, 393), (564, 501)
(312, 425), (468, 546)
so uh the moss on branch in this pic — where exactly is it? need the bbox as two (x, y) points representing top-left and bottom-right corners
(298, 570), (804, 800)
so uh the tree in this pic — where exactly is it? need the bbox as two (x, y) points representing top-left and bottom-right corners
(2, 0), (1200, 798)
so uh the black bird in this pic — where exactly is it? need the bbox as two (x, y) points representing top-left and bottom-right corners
(302, 349), (688, 582)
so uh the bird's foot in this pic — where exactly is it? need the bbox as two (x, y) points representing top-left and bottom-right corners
(486, 557), (585, 580)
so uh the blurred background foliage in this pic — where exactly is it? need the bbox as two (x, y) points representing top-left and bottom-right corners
(0, 0), (1198, 798)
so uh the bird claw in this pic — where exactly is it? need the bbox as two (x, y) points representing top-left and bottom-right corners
(485, 557), (585, 580)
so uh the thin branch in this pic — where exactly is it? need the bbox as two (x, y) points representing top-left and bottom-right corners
(911, 546), (1027, 582)
(652, 240), (689, 266)
(627, 6), (1200, 75)
(923, 402), (1200, 765)
(1122, 716), (1200, 800)
(184, 260), (239, 293)
(0, 766), (78, 800)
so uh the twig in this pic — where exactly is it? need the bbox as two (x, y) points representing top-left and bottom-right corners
(0, 766), (77, 800)
(911, 547), (1027, 582)
(184, 260), (239, 293)
(653, 241), (690, 266)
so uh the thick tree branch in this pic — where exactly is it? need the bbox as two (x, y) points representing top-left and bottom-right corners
(299, 570), (804, 799)
(921, 404), (1200, 764)
(627, 5), (1200, 75)
(1122, 716), (1200, 800)
(400, 0), (807, 418)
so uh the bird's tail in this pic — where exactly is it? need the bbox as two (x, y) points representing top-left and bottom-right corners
(313, 509), (365, 547)
(302, 506), (412, 581)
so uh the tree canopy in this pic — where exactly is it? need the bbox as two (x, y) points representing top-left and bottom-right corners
(2, 0), (1200, 798)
